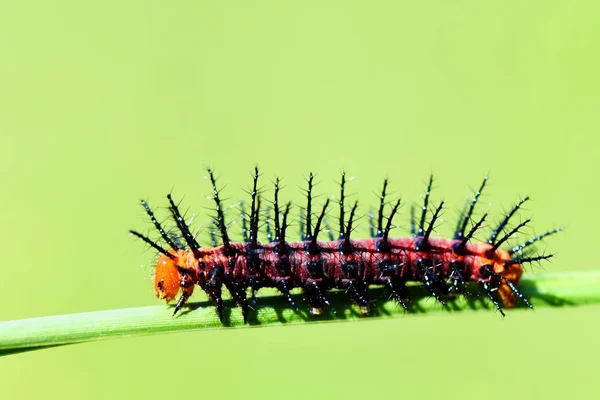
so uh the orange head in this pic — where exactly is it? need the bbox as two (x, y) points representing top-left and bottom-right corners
(154, 253), (181, 302)
(494, 249), (524, 307)
(483, 246), (524, 307)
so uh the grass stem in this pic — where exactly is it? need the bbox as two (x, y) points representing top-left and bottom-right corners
(1, 271), (599, 356)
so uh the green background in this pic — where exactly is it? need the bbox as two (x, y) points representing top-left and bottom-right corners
(1, 1), (598, 398)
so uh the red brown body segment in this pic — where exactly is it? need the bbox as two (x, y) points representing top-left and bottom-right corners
(154, 237), (520, 313)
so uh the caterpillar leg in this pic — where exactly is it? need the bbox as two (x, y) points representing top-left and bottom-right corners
(480, 280), (506, 317)
(224, 280), (250, 324)
(276, 279), (300, 312)
(204, 266), (225, 323)
(448, 261), (479, 297)
(340, 261), (370, 315)
(418, 259), (449, 307)
(377, 259), (409, 310)
(345, 283), (370, 315)
(204, 285), (225, 323)
(172, 273), (195, 317)
(305, 280), (336, 316)
(382, 276), (409, 311)
(172, 291), (192, 317)
(481, 265), (532, 309)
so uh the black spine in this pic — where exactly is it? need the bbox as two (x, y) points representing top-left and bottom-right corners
(376, 178), (389, 237)
(410, 204), (417, 237)
(339, 172), (346, 240)
(505, 253), (554, 266)
(418, 175), (434, 236)
(417, 201), (444, 251)
(304, 173), (314, 241)
(273, 178), (282, 241)
(455, 213), (487, 254)
(278, 202), (291, 254)
(248, 166), (260, 247)
(488, 197), (529, 245)
(129, 230), (174, 259)
(141, 200), (179, 250)
(166, 194), (201, 259)
(240, 200), (249, 243)
(207, 167), (231, 253)
(341, 201), (358, 254)
(509, 227), (563, 255)
(382, 199), (401, 245)
(455, 176), (488, 240)
(486, 219), (531, 258)
(308, 199), (330, 254)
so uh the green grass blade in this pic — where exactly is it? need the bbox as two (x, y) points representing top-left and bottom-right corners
(1, 271), (599, 356)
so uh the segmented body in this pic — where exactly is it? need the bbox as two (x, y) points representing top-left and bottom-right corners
(131, 167), (561, 323)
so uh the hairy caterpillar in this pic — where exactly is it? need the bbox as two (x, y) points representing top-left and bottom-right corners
(131, 167), (562, 323)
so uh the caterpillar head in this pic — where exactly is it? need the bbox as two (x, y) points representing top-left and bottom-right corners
(478, 246), (524, 307)
(154, 253), (181, 302)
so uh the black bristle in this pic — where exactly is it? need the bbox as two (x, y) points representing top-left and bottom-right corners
(140, 200), (180, 250)
(323, 218), (335, 241)
(130, 230), (175, 259)
(486, 219), (531, 258)
(455, 176), (488, 240)
(166, 194), (201, 259)
(382, 199), (401, 245)
(309, 199), (330, 254)
(338, 172), (347, 240)
(509, 227), (564, 255)
(454, 204), (467, 240)
(341, 201), (358, 254)
(505, 253), (554, 266)
(240, 200), (249, 243)
(410, 203), (417, 237)
(417, 201), (444, 251)
(248, 166), (260, 247)
(209, 220), (218, 248)
(278, 202), (291, 254)
(273, 177), (282, 241)
(488, 197), (529, 245)
(304, 172), (315, 241)
(207, 167), (231, 253)
(376, 178), (389, 237)
(250, 195), (261, 247)
(299, 208), (305, 241)
(418, 175), (434, 236)
(455, 213), (487, 254)
(265, 205), (273, 243)
(368, 208), (376, 238)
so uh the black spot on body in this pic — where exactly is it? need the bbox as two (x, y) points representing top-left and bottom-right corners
(307, 260), (324, 278)
(341, 262), (360, 279)
(378, 260), (398, 276)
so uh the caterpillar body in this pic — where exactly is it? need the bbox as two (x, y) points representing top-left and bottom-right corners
(131, 167), (562, 323)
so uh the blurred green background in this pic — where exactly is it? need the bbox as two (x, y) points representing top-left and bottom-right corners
(1, 1), (599, 398)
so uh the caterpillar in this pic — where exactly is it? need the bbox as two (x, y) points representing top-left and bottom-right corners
(130, 167), (562, 323)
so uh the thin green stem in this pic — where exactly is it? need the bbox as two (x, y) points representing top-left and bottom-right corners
(1, 271), (599, 356)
